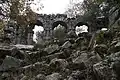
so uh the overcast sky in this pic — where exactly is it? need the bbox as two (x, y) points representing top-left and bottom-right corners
(31, 0), (83, 14)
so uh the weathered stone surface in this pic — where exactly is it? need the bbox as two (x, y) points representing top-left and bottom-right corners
(112, 61), (120, 78)
(67, 52), (88, 70)
(0, 56), (22, 71)
(68, 76), (75, 80)
(0, 46), (15, 59)
(110, 41), (120, 53)
(68, 71), (84, 80)
(67, 30), (77, 38)
(11, 47), (25, 60)
(72, 52), (88, 64)
(41, 52), (61, 63)
(20, 61), (50, 76)
(28, 51), (48, 63)
(86, 53), (102, 66)
(114, 42), (120, 52)
(94, 44), (108, 57)
(109, 6), (120, 27)
(13, 44), (34, 50)
(62, 41), (72, 49)
(93, 62), (117, 80)
(75, 37), (88, 50)
(70, 50), (81, 59)
(1, 72), (10, 79)
(58, 49), (71, 59)
(115, 42), (120, 48)
(20, 76), (29, 80)
(110, 40), (118, 46)
(106, 51), (120, 79)
(75, 37), (84, 43)
(45, 73), (62, 80)
(49, 58), (68, 72)
(69, 62), (87, 71)
(35, 74), (46, 80)
(33, 42), (45, 50)
(44, 44), (59, 54)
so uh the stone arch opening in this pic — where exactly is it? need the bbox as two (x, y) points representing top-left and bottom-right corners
(52, 21), (67, 44)
(35, 20), (43, 26)
(75, 22), (89, 36)
(52, 21), (67, 30)
(32, 20), (44, 43)
(29, 20), (44, 30)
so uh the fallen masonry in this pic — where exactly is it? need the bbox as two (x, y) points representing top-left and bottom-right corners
(0, 8), (120, 79)
(0, 26), (120, 80)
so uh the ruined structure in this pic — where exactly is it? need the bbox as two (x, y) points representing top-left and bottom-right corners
(35, 14), (107, 39)
(4, 14), (108, 45)
(1, 6), (120, 80)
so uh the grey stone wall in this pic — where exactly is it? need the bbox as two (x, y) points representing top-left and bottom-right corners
(35, 14), (90, 42)
(5, 14), (108, 45)
(109, 5), (120, 28)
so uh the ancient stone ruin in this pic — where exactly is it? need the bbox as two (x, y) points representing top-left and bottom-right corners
(3, 14), (108, 45)
(1, 6), (120, 79)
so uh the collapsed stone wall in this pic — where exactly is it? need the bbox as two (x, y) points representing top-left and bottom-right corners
(3, 14), (108, 45)
(0, 8), (119, 80)
(0, 24), (120, 80)
(109, 5), (120, 28)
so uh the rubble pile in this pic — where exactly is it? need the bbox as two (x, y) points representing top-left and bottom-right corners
(0, 6), (120, 80)
(0, 24), (120, 80)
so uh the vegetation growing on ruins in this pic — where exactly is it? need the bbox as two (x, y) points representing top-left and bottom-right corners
(1, 0), (120, 80)
(0, 0), (43, 34)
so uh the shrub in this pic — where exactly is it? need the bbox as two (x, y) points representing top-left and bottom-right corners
(53, 24), (66, 44)
(96, 31), (105, 44)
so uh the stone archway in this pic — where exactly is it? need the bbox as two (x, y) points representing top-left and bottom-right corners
(75, 22), (89, 36)
(75, 22), (89, 27)
(35, 20), (43, 26)
(32, 20), (44, 43)
(27, 20), (44, 44)
(52, 21), (67, 44)
(52, 21), (67, 31)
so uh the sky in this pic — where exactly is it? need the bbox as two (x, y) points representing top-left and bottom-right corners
(33, 25), (44, 42)
(31, 0), (84, 14)
(31, 0), (84, 42)
(75, 25), (88, 35)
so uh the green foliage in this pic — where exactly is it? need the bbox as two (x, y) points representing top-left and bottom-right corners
(53, 24), (66, 41)
(0, 21), (5, 35)
(82, 0), (101, 21)
(53, 24), (66, 45)
(9, 0), (37, 26)
(65, 0), (120, 20)
(96, 31), (105, 44)
(1, 0), (43, 30)
(65, 1), (84, 17)
(95, 0), (120, 6)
